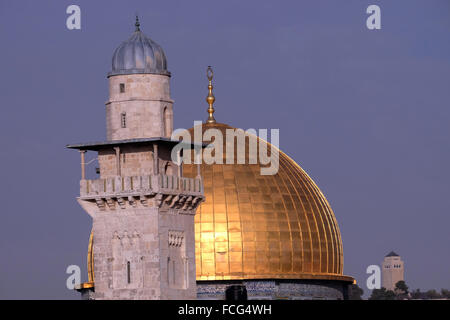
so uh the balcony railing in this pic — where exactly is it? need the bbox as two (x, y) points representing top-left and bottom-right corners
(80, 174), (202, 197)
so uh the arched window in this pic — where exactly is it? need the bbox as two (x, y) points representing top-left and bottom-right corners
(165, 162), (174, 176)
(163, 106), (170, 137)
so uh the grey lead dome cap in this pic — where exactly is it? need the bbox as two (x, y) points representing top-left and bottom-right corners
(109, 18), (169, 77)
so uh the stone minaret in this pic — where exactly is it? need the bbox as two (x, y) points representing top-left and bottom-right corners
(68, 17), (204, 300)
(381, 251), (405, 291)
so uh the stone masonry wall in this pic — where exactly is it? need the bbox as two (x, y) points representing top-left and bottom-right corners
(98, 145), (154, 178)
(90, 207), (162, 300)
(106, 74), (173, 140)
(197, 280), (347, 300)
(97, 145), (180, 179)
(79, 203), (198, 300)
(159, 211), (197, 299)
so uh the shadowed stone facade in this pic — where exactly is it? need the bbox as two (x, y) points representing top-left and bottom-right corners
(78, 179), (202, 299)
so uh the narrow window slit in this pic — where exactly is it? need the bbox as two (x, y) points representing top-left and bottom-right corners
(121, 112), (126, 128)
(127, 261), (131, 284)
(172, 260), (176, 284)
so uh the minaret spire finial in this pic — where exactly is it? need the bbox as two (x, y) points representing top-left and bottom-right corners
(206, 66), (216, 124)
(135, 15), (140, 31)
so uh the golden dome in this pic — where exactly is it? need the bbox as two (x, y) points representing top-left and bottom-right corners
(182, 122), (352, 282)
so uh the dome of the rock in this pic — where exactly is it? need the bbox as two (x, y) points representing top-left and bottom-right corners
(182, 122), (352, 284)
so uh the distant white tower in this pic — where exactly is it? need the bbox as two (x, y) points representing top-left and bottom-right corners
(381, 251), (404, 291)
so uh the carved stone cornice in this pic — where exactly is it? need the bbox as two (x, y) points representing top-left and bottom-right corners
(79, 191), (204, 214)
(78, 174), (204, 214)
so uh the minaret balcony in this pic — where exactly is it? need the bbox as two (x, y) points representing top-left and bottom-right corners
(78, 174), (204, 212)
(80, 174), (202, 198)
(68, 139), (205, 212)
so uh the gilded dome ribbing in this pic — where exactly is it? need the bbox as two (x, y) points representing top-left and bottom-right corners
(182, 122), (351, 282)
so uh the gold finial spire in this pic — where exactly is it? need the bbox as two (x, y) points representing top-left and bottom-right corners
(206, 66), (216, 124)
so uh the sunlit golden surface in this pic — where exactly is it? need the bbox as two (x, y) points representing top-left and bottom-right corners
(87, 230), (94, 283)
(183, 122), (351, 282)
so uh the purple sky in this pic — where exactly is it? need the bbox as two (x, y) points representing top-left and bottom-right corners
(0, 0), (449, 299)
